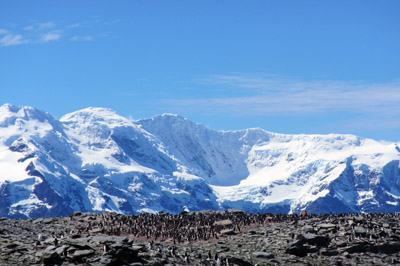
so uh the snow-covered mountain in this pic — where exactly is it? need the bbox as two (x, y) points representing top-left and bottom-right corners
(0, 103), (400, 218)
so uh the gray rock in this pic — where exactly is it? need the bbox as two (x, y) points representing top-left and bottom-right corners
(214, 219), (233, 227)
(62, 238), (94, 250)
(318, 223), (336, 229)
(298, 233), (330, 247)
(304, 225), (315, 233)
(40, 249), (63, 266)
(220, 229), (236, 235)
(71, 249), (95, 260)
(252, 251), (274, 259)
(354, 226), (367, 234)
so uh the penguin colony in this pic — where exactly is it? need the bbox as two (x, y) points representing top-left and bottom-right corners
(70, 210), (298, 243)
(2, 211), (400, 265)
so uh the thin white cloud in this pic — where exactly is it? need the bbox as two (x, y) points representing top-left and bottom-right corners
(71, 35), (94, 41)
(39, 21), (55, 29)
(0, 34), (26, 47)
(340, 116), (400, 133)
(66, 23), (81, 29)
(159, 75), (400, 140)
(23, 26), (34, 31)
(0, 18), (116, 48)
(39, 32), (61, 42)
(199, 74), (288, 92)
(174, 74), (400, 114)
(163, 74), (400, 133)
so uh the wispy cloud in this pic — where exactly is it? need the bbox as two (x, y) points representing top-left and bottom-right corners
(39, 21), (56, 29)
(23, 26), (34, 31)
(39, 32), (61, 43)
(66, 23), (81, 29)
(170, 74), (400, 114)
(0, 18), (116, 48)
(162, 74), (400, 133)
(71, 35), (94, 41)
(0, 34), (26, 47)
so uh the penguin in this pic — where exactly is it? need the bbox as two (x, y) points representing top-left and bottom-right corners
(170, 246), (176, 258)
(103, 244), (108, 254)
(34, 240), (40, 250)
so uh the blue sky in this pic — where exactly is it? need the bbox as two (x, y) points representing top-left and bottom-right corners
(1, 1), (399, 141)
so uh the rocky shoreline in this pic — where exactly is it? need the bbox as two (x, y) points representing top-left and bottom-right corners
(1, 211), (400, 265)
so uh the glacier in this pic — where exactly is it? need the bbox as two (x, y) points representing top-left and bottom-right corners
(0, 103), (400, 218)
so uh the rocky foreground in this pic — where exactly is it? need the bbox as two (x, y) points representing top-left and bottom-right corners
(1, 211), (400, 265)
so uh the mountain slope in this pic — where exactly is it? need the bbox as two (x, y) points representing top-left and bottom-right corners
(0, 103), (400, 218)
(137, 114), (272, 186)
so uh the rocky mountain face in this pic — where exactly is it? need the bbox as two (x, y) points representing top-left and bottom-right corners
(0, 103), (400, 218)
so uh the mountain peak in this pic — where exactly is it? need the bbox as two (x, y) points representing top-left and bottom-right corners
(155, 113), (188, 122)
(61, 107), (132, 128)
(61, 107), (119, 118)
(0, 103), (58, 128)
(0, 103), (20, 113)
(137, 113), (195, 132)
(0, 103), (42, 116)
(161, 113), (180, 118)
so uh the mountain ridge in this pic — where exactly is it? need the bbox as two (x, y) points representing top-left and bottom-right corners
(0, 103), (399, 218)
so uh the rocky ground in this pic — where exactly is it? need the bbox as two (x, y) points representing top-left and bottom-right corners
(1, 211), (400, 265)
